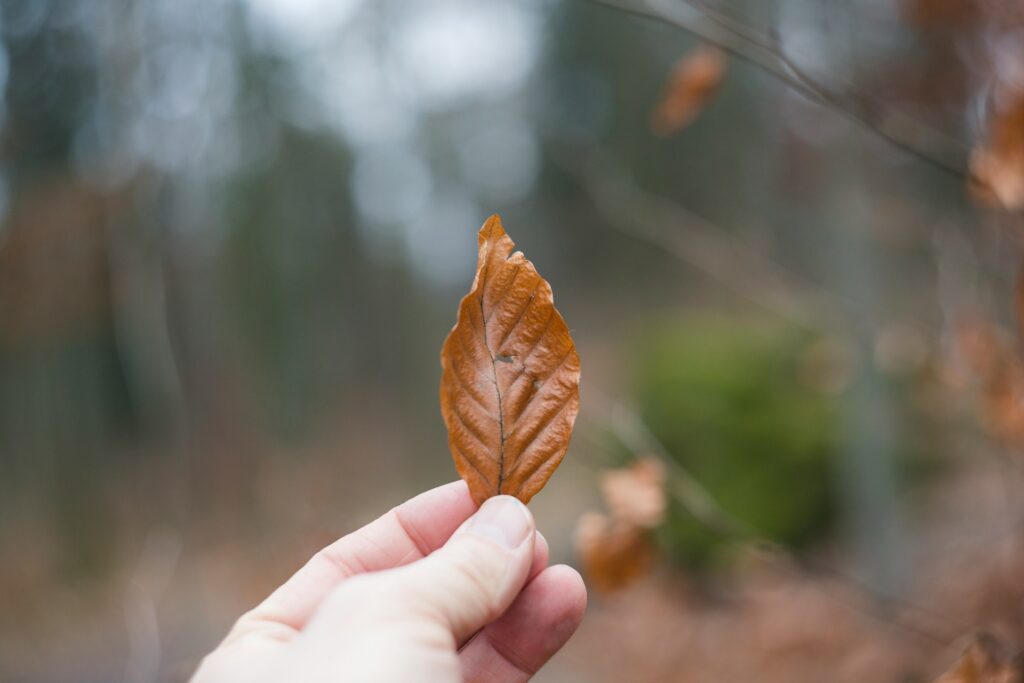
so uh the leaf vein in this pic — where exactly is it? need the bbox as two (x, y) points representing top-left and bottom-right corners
(476, 256), (506, 494)
(450, 403), (493, 454)
(450, 440), (488, 483)
(510, 346), (574, 425)
(509, 395), (575, 495)
(496, 279), (540, 352)
(451, 334), (492, 414)
(484, 262), (522, 324)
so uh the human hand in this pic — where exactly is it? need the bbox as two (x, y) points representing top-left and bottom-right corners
(191, 481), (587, 683)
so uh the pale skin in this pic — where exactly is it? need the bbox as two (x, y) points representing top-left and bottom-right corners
(191, 481), (588, 683)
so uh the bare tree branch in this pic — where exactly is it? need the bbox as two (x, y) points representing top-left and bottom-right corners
(586, 0), (970, 179)
(595, 397), (965, 645)
(554, 147), (865, 330)
(606, 402), (758, 538)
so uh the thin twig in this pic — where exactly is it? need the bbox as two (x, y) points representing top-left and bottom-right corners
(585, 0), (970, 178)
(607, 403), (758, 538)
(600, 399), (967, 645)
(555, 147), (863, 330)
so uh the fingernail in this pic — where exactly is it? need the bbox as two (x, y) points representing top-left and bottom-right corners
(466, 496), (533, 549)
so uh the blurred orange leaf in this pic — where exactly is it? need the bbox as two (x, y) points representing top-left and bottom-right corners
(956, 319), (1024, 445)
(439, 215), (581, 506)
(970, 90), (1024, 211)
(574, 511), (656, 594)
(902, 0), (980, 29)
(1015, 264), (1024, 343)
(600, 457), (667, 529)
(651, 44), (727, 136)
(575, 457), (667, 593)
(934, 633), (1024, 683)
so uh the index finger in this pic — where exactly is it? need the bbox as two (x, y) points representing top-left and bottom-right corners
(235, 480), (478, 634)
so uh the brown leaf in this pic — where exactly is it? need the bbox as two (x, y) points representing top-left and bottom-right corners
(1016, 264), (1024, 345)
(650, 44), (727, 137)
(439, 215), (581, 506)
(574, 511), (655, 594)
(955, 319), (1024, 445)
(600, 457), (667, 529)
(934, 633), (1024, 683)
(902, 0), (980, 30)
(970, 89), (1024, 211)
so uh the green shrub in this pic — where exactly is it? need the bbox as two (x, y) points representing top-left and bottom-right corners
(630, 316), (840, 567)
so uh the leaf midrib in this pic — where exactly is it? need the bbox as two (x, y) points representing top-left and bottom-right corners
(478, 262), (507, 495)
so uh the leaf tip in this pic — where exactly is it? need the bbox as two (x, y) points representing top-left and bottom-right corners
(479, 214), (506, 241)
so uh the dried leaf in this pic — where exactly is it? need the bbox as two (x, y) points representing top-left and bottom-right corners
(574, 511), (655, 594)
(970, 89), (1024, 211)
(934, 633), (1024, 683)
(1016, 264), (1024, 345)
(439, 215), (581, 505)
(902, 0), (980, 30)
(650, 44), (727, 137)
(956, 320), (1024, 445)
(957, 320), (1004, 382)
(600, 457), (667, 529)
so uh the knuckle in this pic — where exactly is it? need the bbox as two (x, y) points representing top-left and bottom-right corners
(447, 546), (505, 620)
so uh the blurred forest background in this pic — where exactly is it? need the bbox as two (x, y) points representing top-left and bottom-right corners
(2, 0), (1024, 681)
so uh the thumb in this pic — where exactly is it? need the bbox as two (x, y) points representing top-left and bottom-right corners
(313, 495), (537, 644)
(388, 495), (536, 641)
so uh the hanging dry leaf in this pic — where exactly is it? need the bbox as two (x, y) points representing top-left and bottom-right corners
(1015, 264), (1024, 345)
(600, 457), (667, 529)
(956, 320), (1024, 445)
(650, 44), (727, 137)
(439, 215), (581, 506)
(957, 320), (1003, 382)
(575, 457), (665, 593)
(574, 511), (655, 594)
(902, 0), (980, 30)
(934, 633), (1024, 683)
(969, 89), (1024, 211)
